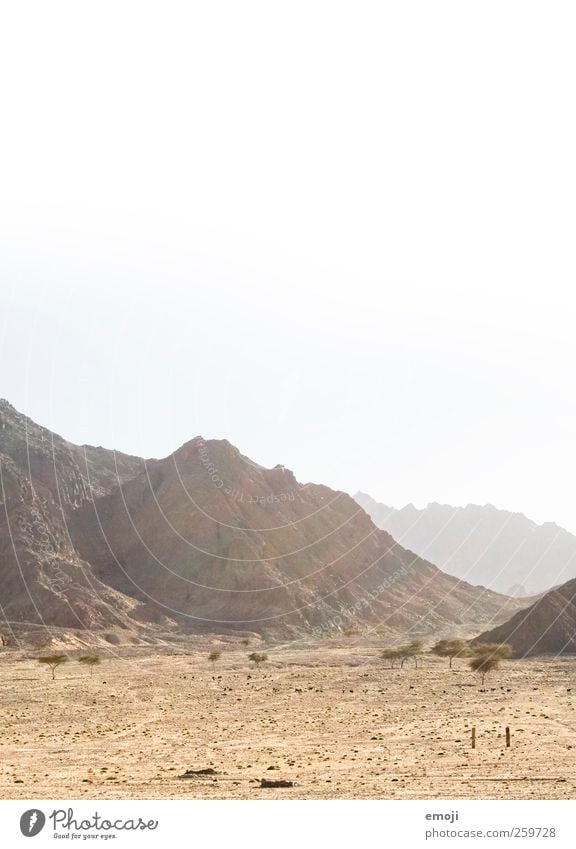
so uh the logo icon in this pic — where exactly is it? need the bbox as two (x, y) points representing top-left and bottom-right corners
(20, 809), (46, 837)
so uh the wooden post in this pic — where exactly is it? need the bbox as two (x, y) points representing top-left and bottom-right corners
(506, 727), (511, 748)
(471, 727), (476, 749)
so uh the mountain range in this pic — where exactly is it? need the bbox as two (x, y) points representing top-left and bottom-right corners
(0, 400), (524, 646)
(355, 493), (576, 597)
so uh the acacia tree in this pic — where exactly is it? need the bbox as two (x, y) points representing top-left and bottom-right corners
(404, 640), (425, 668)
(38, 655), (68, 680)
(382, 641), (425, 669)
(469, 653), (499, 685)
(208, 650), (222, 669)
(382, 648), (402, 668)
(248, 652), (268, 669)
(469, 643), (512, 685)
(0, 632), (9, 647)
(431, 638), (471, 668)
(78, 655), (102, 677)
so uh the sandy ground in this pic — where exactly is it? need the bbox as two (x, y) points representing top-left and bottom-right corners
(0, 644), (574, 800)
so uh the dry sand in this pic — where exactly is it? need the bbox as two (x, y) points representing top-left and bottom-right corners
(0, 645), (574, 800)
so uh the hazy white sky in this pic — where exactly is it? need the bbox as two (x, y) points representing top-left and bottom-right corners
(1, 2), (576, 530)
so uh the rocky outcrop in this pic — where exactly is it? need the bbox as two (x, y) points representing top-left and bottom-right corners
(0, 400), (159, 641)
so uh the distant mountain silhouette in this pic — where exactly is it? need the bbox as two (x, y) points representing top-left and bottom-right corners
(473, 577), (576, 656)
(355, 493), (576, 596)
(0, 400), (525, 644)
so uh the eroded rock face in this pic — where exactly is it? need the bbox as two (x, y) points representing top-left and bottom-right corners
(0, 400), (148, 637)
(1, 400), (525, 642)
(0, 399), (144, 506)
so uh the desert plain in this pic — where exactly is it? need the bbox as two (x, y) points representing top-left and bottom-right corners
(0, 640), (574, 800)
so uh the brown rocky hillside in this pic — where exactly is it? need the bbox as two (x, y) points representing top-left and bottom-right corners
(473, 577), (576, 656)
(1, 400), (525, 643)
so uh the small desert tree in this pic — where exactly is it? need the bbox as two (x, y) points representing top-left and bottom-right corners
(382, 648), (403, 668)
(469, 643), (512, 685)
(78, 655), (102, 677)
(382, 641), (424, 669)
(398, 640), (424, 668)
(240, 638), (250, 647)
(38, 654), (68, 680)
(208, 650), (222, 669)
(0, 632), (9, 647)
(248, 652), (268, 669)
(431, 638), (471, 668)
(404, 640), (425, 668)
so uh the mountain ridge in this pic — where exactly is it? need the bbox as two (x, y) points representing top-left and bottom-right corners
(1, 401), (526, 644)
(355, 492), (576, 596)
